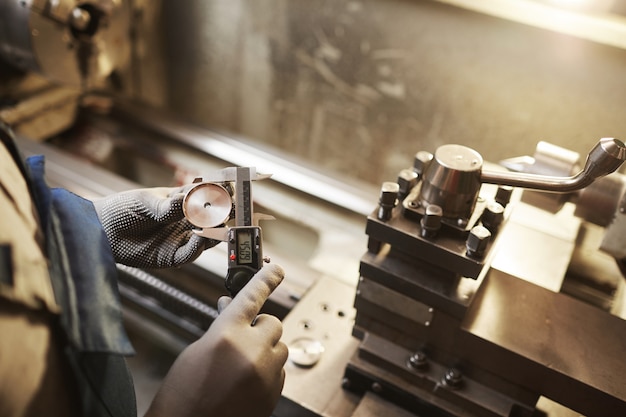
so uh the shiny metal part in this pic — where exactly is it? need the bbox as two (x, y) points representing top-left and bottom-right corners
(289, 338), (325, 368)
(529, 141), (581, 177)
(396, 169), (418, 199)
(0, 0), (132, 88)
(182, 182), (232, 228)
(480, 201), (504, 232)
(506, 141), (581, 213)
(183, 167), (274, 239)
(413, 151), (433, 177)
(419, 144), (483, 219)
(481, 138), (626, 192)
(193, 166), (271, 184)
(68, 6), (92, 31)
(420, 204), (442, 238)
(377, 182), (399, 221)
(494, 185), (513, 208)
(407, 351), (428, 371)
(465, 225), (491, 258)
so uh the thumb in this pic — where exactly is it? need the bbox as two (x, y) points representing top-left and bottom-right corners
(172, 233), (209, 266)
(221, 264), (285, 324)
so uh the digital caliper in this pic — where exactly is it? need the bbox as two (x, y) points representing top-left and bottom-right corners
(181, 167), (273, 296)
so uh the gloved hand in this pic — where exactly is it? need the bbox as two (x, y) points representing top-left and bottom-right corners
(145, 264), (288, 417)
(93, 186), (219, 269)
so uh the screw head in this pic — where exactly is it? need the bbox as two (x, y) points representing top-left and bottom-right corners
(408, 351), (428, 370)
(371, 382), (383, 393)
(481, 201), (504, 232)
(466, 225), (491, 258)
(443, 368), (463, 389)
(378, 182), (399, 221)
(413, 151), (434, 176)
(397, 168), (418, 197)
(420, 204), (443, 237)
(379, 182), (400, 205)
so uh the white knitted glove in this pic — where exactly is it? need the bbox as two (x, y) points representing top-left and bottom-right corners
(93, 186), (219, 269)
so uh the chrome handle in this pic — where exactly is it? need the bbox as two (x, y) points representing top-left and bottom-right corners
(480, 138), (626, 192)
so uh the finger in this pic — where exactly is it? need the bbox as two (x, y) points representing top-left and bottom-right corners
(153, 191), (186, 223)
(250, 314), (283, 345)
(217, 296), (232, 314)
(222, 263), (285, 324)
(172, 232), (207, 266)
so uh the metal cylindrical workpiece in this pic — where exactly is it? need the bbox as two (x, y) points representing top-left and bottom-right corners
(419, 144), (483, 219)
(183, 182), (233, 228)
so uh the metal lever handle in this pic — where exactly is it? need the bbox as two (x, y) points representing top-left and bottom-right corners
(480, 138), (626, 192)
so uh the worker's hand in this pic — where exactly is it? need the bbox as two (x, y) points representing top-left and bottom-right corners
(145, 264), (288, 417)
(93, 186), (219, 269)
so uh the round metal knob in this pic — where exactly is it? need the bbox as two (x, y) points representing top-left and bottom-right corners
(419, 144), (483, 219)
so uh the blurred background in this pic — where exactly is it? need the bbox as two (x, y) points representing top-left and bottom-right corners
(5, 0), (626, 186)
(119, 0), (626, 185)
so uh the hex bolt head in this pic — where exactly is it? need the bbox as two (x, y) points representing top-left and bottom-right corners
(420, 204), (443, 238)
(397, 168), (418, 197)
(371, 382), (383, 393)
(442, 368), (463, 389)
(481, 201), (504, 232)
(413, 151), (434, 176)
(377, 182), (399, 221)
(466, 225), (491, 258)
(408, 351), (429, 371)
(495, 185), (513, 207)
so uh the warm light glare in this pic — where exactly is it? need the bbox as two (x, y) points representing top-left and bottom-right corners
(437, 0), (626, 50)
(543, 0), (615, 12)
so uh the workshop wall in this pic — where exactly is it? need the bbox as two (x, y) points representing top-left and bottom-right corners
(152, 0), (626, 185)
